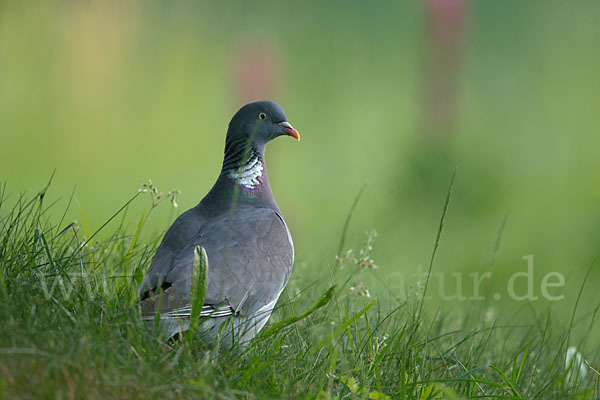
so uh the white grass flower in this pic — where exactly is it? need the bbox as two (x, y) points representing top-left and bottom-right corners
(565, 346), (588, 382)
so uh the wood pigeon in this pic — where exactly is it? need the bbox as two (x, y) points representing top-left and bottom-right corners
(138, 101), (299, 345)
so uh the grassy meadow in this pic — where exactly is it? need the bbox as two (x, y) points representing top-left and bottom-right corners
(1, 1), (600, 398)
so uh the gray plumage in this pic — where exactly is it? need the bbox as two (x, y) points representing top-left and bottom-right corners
(138, 101), (299, 345)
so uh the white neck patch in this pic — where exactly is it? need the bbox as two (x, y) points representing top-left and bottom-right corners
(229, 154), (264, 190)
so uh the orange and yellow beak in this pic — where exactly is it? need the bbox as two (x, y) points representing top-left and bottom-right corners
(278, 121), (300, 141)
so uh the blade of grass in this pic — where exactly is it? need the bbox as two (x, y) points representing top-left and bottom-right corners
(515, 344), (529, 387)
(417, 167), (457, 319)
(126, 209), (146, 262)
(566, 259), (595, 354)
(187, 246), (209, 341)
(490, 365), (521, 397)
(336, 182), (366, 267)
(261, 285), (336, 339)
(309, 297), (375, 355)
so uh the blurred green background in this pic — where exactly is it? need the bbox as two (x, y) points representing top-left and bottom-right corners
(1, 1), (599, 330)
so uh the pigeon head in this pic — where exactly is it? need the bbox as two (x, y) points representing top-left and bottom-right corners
(224, 101), (299, 153)
(221, 101), (299, 177)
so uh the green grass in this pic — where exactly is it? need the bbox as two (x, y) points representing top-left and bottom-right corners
(0, 182), (598, 399)
(2, 2), (599, 397)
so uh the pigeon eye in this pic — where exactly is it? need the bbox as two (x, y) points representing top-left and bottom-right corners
(258, 112), (266, 120)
